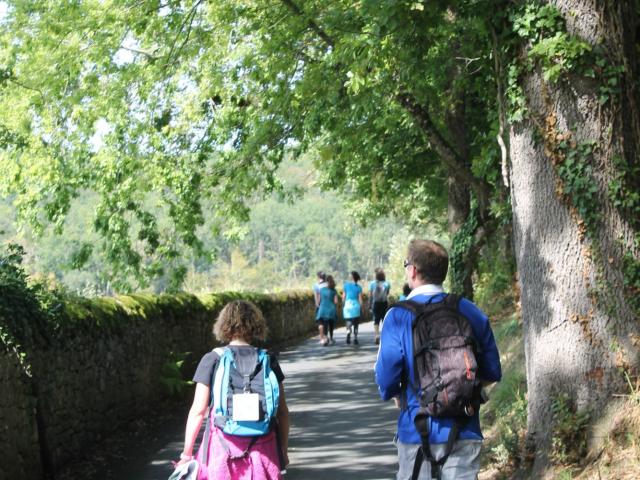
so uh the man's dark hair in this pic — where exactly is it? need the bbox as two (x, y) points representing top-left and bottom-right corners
(351, 271), (361, 283)
(317, 271), (326, 281)
(407, 239), (448, 284)
(375, 269), (386, 282)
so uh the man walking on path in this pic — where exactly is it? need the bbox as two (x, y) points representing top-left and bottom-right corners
(375, 239), (502, 480)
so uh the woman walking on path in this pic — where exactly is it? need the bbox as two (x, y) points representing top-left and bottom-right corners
(369, 269), (390, 344)
(174, 300), (290, 480)
(317, 275), (339, 346)
(312, 271), (327, 310)
(342, 271), (363, 345)
(312, 271), (328, 344)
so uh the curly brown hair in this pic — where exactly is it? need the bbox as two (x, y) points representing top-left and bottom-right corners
(213, 300), (268, 343)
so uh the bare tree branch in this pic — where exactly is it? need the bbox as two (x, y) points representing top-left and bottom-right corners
(491, 25), (510, 189)
(164, 0), (204, 70)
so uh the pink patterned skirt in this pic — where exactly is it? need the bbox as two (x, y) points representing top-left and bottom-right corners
(195, 428), (283, 480)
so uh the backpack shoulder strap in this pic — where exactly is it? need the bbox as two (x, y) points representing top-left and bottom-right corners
(393, 299), (422, 314)
(212, 348), (233, 414)
(210, 347), (228, 397)
(210, 346), (230, 391)
(256, 348), (269, 363)
(255, 348), (270, 378)
(203, 346), (230, 466)
(444, 293), (461, 308)
(258, 349), (280, 421)
(394, 295), (441, 316)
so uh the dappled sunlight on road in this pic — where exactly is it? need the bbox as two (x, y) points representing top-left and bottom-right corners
(281, 322), (398, 479)
(100, 322), (398, 480)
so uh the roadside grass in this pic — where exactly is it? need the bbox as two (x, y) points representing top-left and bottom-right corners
(570, 379), (640, 480)
(476, 290), (640, 480)
(478, 307), (527, 480)
(541, 392), (640, 480)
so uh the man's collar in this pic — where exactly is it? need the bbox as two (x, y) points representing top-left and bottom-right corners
(407, 283), (444, 299)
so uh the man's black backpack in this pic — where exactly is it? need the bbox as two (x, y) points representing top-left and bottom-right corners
(396, 294), (483, 480)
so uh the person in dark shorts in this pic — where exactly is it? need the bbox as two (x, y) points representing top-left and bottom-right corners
(369, 268), (390, 344)
(399, 283), (411, 301)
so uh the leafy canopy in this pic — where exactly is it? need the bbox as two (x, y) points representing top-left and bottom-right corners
(0, 0), (500, 288)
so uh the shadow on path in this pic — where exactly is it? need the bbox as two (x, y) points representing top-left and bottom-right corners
(281, 322), (398, 480)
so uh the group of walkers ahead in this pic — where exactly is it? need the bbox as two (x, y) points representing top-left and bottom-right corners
(313, 268), (392, 346)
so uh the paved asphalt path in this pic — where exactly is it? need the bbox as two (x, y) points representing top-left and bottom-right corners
(112, 321), (399, 480)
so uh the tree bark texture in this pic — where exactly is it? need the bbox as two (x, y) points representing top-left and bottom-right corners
(445, 89), (474, 298)
(509, 0), (640, 474)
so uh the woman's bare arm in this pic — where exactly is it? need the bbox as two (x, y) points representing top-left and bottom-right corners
(276, 384), (290, 467)
(178, 382), (210, 464)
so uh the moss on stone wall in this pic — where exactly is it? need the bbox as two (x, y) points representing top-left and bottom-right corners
(1, 287), (316, 480)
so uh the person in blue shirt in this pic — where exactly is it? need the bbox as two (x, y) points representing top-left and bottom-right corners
(312, 271), (328, 344)
(342, 271), (363, 345)
(398, 283), (411, 301)
(375, 239), (501, 480)
(312, 271), (327, 309)
(369, 268), (391, 344)
(316, 275), (338, 346)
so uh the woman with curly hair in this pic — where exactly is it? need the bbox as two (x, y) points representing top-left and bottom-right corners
(174, 300), (290, 480)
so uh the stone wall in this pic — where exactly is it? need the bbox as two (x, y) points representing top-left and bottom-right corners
(0, 291), (316, 480)
(0, 348), (42, 480)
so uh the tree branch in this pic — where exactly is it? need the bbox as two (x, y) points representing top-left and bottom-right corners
(9, 79), (45, 99)
(491, 25), (510, 189)
(164, 0), (204, 69)
(395, 92), (492, 213)
(280, 0), (335, 47)
(280, 0), (492, 215)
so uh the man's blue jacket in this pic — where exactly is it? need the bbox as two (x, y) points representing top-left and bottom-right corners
(374, 285), (502, 444)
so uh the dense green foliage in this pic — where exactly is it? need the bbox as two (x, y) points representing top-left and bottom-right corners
(0, 158), (430, 293)
(0, 0), (505, 291)
(0, 243), (68, 381)
(0, 244), (64, 346)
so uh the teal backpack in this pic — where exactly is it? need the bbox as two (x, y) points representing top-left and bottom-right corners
(211, 347), (280, 436)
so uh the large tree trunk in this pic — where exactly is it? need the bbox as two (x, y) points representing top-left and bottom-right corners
(445, 90), (474, 298)
(447, 175), (473, 297)
(509, 0), (640, 474)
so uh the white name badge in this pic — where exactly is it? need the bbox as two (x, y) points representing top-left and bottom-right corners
(232, 393), (260, 421)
